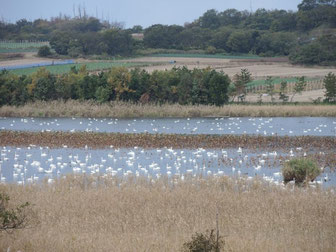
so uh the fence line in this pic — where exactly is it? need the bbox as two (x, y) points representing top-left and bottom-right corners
(246, 79), (324, 94)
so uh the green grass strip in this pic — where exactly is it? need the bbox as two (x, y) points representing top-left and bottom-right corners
(150, 53), (260, 59)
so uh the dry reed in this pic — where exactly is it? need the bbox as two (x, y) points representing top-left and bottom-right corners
(0, 100), (336, 118)
(1, 131), (335, 150)
(1, 175), (336, 251)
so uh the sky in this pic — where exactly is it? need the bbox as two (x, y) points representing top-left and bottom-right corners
(1, 0), (303, 28)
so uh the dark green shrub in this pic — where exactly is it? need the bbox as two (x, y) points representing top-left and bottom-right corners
(182, 229), (224, 252)
(324, 72), (336, 103)
(282, 158), (321, 185)
(37, 45), (52, 57)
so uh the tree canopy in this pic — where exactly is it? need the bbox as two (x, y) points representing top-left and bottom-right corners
(0, 0), (335, 64)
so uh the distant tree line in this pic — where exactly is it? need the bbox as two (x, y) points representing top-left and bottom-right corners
(1, 67), (335, 106)
(0, 0), (335, 64)
(0, 67), (230, 106)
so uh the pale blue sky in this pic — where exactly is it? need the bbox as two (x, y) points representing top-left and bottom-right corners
(1, 0), (302, 28)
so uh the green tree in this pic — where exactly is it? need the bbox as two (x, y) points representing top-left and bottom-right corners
(191, 68), (209, 104)
(106, 67), (134, 101)
(265, 76), (276, 103)
(176, 67), (193, 104)
(144, 24), (183, 49)
(27, 68), (56, 100)
(233, 69), (252, 102)
(210, 27), (232, 51)
(49, 31), (72, 55)
(208, 71), (230, 105)
(95, 86), (110, 103)
(102, 29), (133, 56)
(218, 9), (245, 27)
(33, 75), (56, 101)
(324, 72), (336, 103)
(227, 30), (257, 53)
(179, 27), (213, 49)
(290, 76), (307, 102)
(128, 68), (150, 102)
(279, 81), (289, 103)
(0, 70), (14, 105)
(198, 9), (220, 29)
(256, 32), (297, 56)
(147, 70), (175, 103)
(37, 45), (52, 57)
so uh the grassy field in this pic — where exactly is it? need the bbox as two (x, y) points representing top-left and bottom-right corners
(1, 175), (335, 251)
(0, 100), (335, 118)
(0, 41), (49, 53)
(0, 48), (41, 53)
(9, 61), (155, 75)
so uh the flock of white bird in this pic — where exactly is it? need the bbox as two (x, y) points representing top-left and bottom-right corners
(0, 116), (335, 187)
(0, 117), (335, 136)
(0, 144), (332, 187)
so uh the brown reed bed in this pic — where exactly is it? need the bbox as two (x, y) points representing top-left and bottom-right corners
(1, 175), (336, 251)
(1, 131), (335, 150)
(0, 100), (336, 118)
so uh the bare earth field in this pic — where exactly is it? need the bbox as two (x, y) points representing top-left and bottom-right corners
(124, 56), (336, 79)
(245, 89), (326, 103)
(0, 53), (65, 67)
(2, 53), (335, 79)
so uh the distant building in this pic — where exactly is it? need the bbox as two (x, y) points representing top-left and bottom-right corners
(131, 33), (144, 41)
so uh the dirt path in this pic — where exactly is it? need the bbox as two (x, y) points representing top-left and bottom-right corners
(0, 52), (84, 68)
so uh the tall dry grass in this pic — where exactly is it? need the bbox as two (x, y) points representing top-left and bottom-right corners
(0, 100), (335, 118)
(1, 175), (335, 251)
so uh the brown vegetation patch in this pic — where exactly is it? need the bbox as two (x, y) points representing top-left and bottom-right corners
(1, 100), (336, 117)
(1, 175), (336, 251)
(1, 131), (335, 150)
(0, 53), (24, 61)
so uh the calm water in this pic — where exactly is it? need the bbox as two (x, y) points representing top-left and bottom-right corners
(1, 146), (334, 187)
(1, 117), (336, 136)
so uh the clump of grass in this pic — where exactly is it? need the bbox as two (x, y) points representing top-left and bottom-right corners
(282, 158), (321, 185)
(0, 100), (336, 118)
(182, 229), (224, 252)
(0, 191), (33, 232)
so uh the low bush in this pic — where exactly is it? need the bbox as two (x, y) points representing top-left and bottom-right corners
(182, 229), (224, 252)
(282, 158), (321, 185)
(37, 45), (52, 57)
(0, 191), (32, 232)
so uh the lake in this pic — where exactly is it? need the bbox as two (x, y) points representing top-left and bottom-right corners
(1, 117), (336, 136)
(1, 145), (334, 187)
